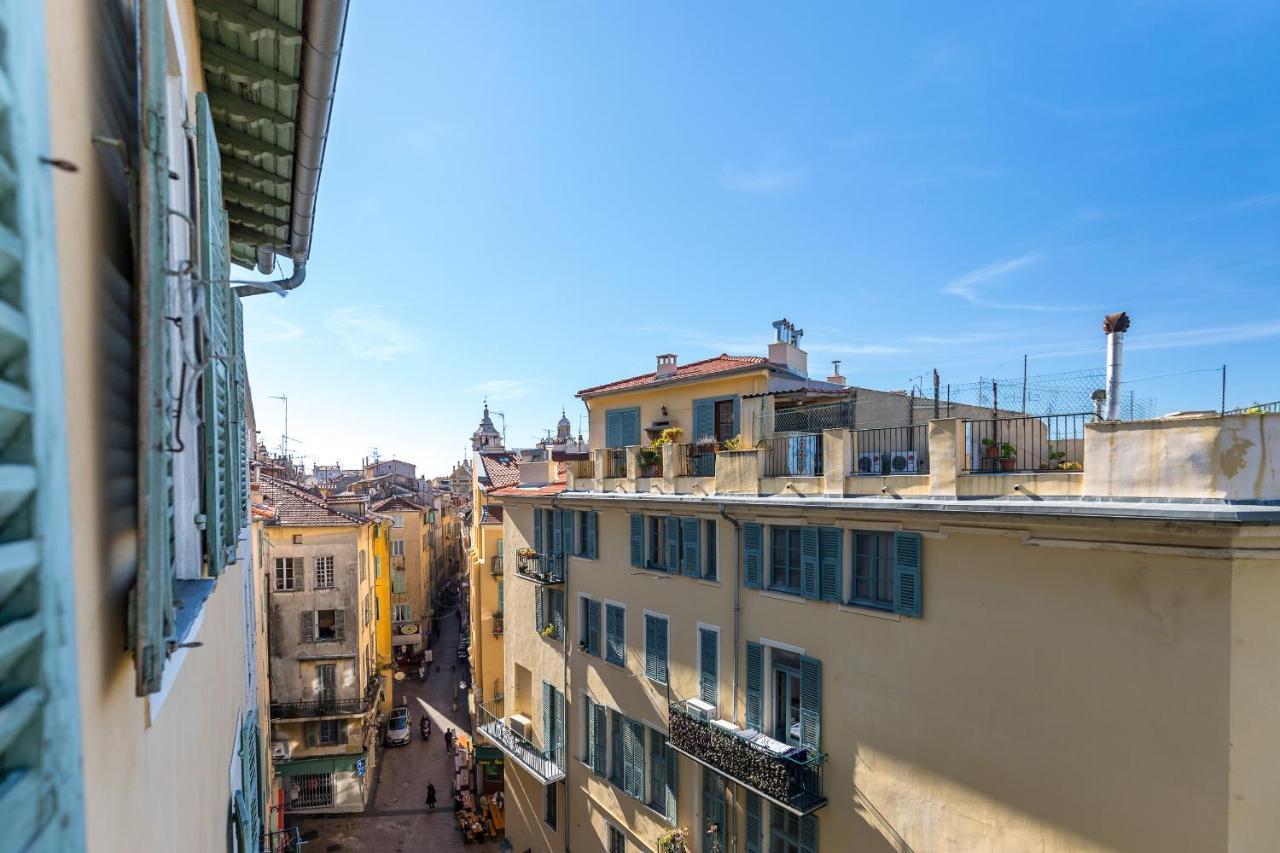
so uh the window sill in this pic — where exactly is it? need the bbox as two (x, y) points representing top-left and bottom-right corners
(698, 577), (720, 587)
(604, 658), (627, 671)
(147, 578), (217, 724)
(838, 603), (901, 622)
(760, 589), (805, 604)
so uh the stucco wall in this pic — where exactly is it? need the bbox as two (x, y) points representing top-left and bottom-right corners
(586, 371), (772, 450)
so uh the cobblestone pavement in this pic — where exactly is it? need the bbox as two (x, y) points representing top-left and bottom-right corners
(290, 611), (498, 853)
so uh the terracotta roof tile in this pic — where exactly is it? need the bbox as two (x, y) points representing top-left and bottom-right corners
(260, 475), (370, 526)
(487, 483), (567, 497)
(576, 354), (767, 397)
(480, 453), (520, 491)
(479, 505), (505, 525)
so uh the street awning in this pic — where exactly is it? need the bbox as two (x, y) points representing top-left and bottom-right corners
(276, 755), (361, 777)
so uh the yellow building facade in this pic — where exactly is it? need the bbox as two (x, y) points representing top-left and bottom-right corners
(469, 453), (520, 712)
(482, 339), (1280, 853)
(373, 496), (436, 666)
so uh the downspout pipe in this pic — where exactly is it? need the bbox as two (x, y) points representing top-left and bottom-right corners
(551, 493), (570, 853)
(718, 503), (741, 853)
(1102, 312), (1130, 420)
(234, 0), (349, 297)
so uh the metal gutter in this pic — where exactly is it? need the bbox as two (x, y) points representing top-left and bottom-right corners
(234, 0), (350, 297)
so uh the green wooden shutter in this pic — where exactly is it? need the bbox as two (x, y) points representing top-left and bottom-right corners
(703, 771), (727, 852)
(681, 517), (699, 577)
(592, 703), (608, 776)
(606, 604), (624, 666)
(551, 589), (564, 640)
(133, 0), (176, 697)
(533, 507), (543, 555)
(629, 514), (643, 567)
(743, 522), (763, 589)
(609, 710), (623, 784)
(893, 531), (923, 617)
(240, 713), (261, 844)
(0, 0), (85, 842)
(541, 681), (552, 754)
(664, 741), (678, 823)
(731, 396), (741, 437)
(818, 527), (842, 602)
(587, 511), (598, 558)
(605, 410), (622, 448)
(227, 291), (246, 548)
(550, 508), (563, 557)
(621, 714), (635, 792)
(799, 655), (822, 752)
(800, 527), (820, 599)
(622, 409), (641, 448)
(587, 598), (601, 656)
(300, 611), (314, 642)
(744, 792), (762, 853)
(535, 589), (544, 635)
(745, 641), (763, 730)
(692, 399), (714, 442)
(699, 627), (718, 707)
(799, 815), (819, 853)
(665, 516), (680, 572)
(645, 615), (667, 684)
(335, 609), (346, 641)
(555, 687), (566, 768)
(627, 719), (646, 799)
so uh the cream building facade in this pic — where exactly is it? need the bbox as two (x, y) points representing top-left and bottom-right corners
(481, 328), (1280, 853)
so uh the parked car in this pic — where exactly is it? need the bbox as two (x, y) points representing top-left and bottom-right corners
(384, 707), (412, 747)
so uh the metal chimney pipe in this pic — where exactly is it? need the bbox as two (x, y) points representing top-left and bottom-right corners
(1102, 312), (1131, 420)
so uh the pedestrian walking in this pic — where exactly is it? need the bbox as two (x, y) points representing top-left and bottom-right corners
(425, 782), (437, 810)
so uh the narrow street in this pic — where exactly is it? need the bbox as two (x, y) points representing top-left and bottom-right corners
(291, 609), (498, 852)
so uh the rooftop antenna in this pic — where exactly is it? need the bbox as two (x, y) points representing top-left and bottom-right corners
(269, 394), (288, 457)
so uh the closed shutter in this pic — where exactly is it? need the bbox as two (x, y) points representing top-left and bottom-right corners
(799, 655), (822, 752)
(533, 508), (543, 554)
(304, 723), (318, 747)
(606, 605), (624, 666)
(542, 681), (552, 754)
(621, 409), (640, 449)
(587, 598), (601, 656)
(743, 523), (763, 589)
(692, 400), (714, 442)
(609, 710), (623, 784)
(664, 741), (678, 823)
(745, 641), (763, 730)
(629, 514), (642, 567)
(744, 792), (762, 853)
(818, 527), (842, 602)
(550, 508), (562, 556)
(300, 611), (315, 642)
(133, 0), (176, 697)
(605, 410), (622, 448)
(645, 615), (667, 684)
(680, 517), (699, 577)
(240, 713), (261, 843)
(731, 396), (741, 437)
(227, 291), (246, 547)
(592, 703), (607, 776)
(587, 511), (598, 558)
(665, 517), (680, 572)
(626, 719), (646, 799)
(535, 589), (544, 635)
(800, 526), (819, 599)
(703, 771), (727, 852)
(893, 532), (922, 617)
(620, 713), (635, 792)
(799, 815), (819, 853)
(0, 0), (84, 843)
(699, 627), (718, 707)
(560, 509), (572, 561)
(551, 589), (564, 640)
(555, 687), (566, 768)
(334, 609), (346, 641)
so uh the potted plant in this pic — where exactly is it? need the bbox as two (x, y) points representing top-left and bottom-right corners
(656, 826), (690, 853)
(1045, 448), (1067, 470)
(998, 442), (1017, 471)
(721, 434), (742, 451)
(653, 426), (684, 447)
(980, 437), (999, 459)
(516, 547), (537, 559)
(540, 623), (557, 638)
(636, 446), (662, 474)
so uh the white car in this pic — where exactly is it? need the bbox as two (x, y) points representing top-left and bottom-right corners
(385, 708), (412, 747)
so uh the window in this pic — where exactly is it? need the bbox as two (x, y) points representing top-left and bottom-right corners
(647, 726), (676, 821)
(302, 610), (345, 643)
(316, 664), (336, 703)
(605, 603), (626, 667)
(358, 550), (367, 582)
(772, 649), (803, 747)
(608, 825), (626, 853)
(314, 555), (335, 589)
(580, 596), (601, 656)
(393, 604), (411, 622)
(275, 557), (300, 591)
(576, 510), (598, 558)
(609, 710), (624, 786)
(703, 770), (728, 853)
(393, 514), (404, 528)
(497, 581), (504, 613)
(698, 626), (719, 709)
(769, 805), (818, 853)
(644, 614), (669, 685)
(852, 531), (894, 609)
(704, 519), (717, 580)
(648, 516), (674, 570)
(317, 719), (344, 745)
(292, 534), (303, 544)
(392, 568), (406, 594)
(391, 539), (405, 557)
(544, 783), (557, 830)
(291, 772), (335, 809)
(770, 527), (804, 592)
(604, 406), (641, 448)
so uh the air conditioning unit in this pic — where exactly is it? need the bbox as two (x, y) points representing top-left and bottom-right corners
(684, 698), (715, 722)
(710, 719), (739, 736)
(856, 452), (882, 474)
(887, 450), (917, 473)
(509, 713), (533, 742)
(271, 742), (291, 761)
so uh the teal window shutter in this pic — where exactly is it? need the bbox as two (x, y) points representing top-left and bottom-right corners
(533, 508), (544, 554)
(702, 771), (728, 852)
(605, 409), (622, 448)
(799, 655), (822, 751)
(745, 641), (763, 730)
(587, 511), (598, 558)
(592, 703), (608, 776)
(535, 589), (544, 635)
(550, 508), (563, 556)
(665, 742), (678, 824)
(622, 409), (641, 448)
(799, 815), (819, 853)
(692, 399), (714, 442)
(627, 719), (646, 799)
(645, 615), (668, 684)
(551, 589), (565, 640)
(560, 508), (572, 559)
(893, 532), (923, 617)
(681, 517), (699, 577)
(555, 687), (566, 768)
(743, 523), (763, 589)
(665, 517), (680, 572)
(223, 287), (244, 559)
(731, 396), (741, 437)
(800, 527), (820, 599)
(818, 527), (842, 602)
(629, 514), (643, 567)
(587, 598), (602, 655)
(583, 695), (595, 765)
(699, 627), (718, 707)
(744, 792), (762, 853)
(542, 681), (553, 754)
(704, 519), (717, 580)
(606, 604), (625, 666)
(240, 713), (261, 843)
(609, 710), (624, 785)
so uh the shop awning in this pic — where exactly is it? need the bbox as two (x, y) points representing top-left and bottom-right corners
(277, 755), (361, 776)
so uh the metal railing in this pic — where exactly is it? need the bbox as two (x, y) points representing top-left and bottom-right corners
(772, 399), (856, 434)
(1227, 400), (1280, 415)
(476, 699), (565, 783)
(490, 554), (503, 576)
(676, 442), (727, 477)
(263, 827), (303, 853)
(965, 413), (1089, 473)
(760, 433), (824, 477)
(667, 702), (826, 816)
(852, 423), (929, 475)
(492, 612), (504, 636)
(566, 458), (596, 479)
(605, 449), (627, 479)
(270, 676), (380, 720)
(637, 450), (663, 479)
(515, 552), (564, 584)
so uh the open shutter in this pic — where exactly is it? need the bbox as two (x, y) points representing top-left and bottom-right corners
(699, 627), (718, 707)
(645, 615), (667, 684)
(584, 696), (596, 765)
(592, 704), (608, 776)
(304, 723), (318, 748)
(606, 605), (624, 666)
(692, 400), (714, 442)
(587, 511), (598, 558)
(240, 713), (261, 843)
(800, 527), (819, 599)
(799, 655), (822, 752)
(533, 507), (543, 554)
(334, 609), (346, 641)
(893, 532), (923, 617)
(681, 517), (699, 577)
(535, 589), (544, 635)
(818, 527), (842, 602)
(622, 409), (641, 448)
(743, 523), (762, 589)
(627, 719), (646, 799)
(629, 514), (643, 567)
(133, 0), (176, 697)
(226, 291), (246, 548)
(799, 815), (819, 853)
(744, 792), (762, 853)
(665, 741), (678, 823)
(550, 508), (562, 556)
(665, 517), (680, 572)
(551, 589), (564, 640)
(555, 687), (566, 768)
(542, 681), (552, 753)
(731, 396), (741, 437)
(561, 509), (572, 560)
(587, 598), (601, 656)
(0, 0), (85, 842)
(605, 410), (622, 448)
(745, 641), (763, 730)
(300, 611), (315, 642)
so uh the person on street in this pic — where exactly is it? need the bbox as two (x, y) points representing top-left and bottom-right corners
(421, 715), (431, 740)
(425, 782), (437, 810)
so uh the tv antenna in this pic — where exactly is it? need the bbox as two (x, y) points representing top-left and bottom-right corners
(269, 394), (289, 457)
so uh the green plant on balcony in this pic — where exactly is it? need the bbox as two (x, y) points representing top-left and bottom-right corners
(516, 547), (537, 560)
(720, 434), (742, 451)
(540, 623), (557, 638)
(636, 446), (662, 468)
(981, 436), (998, 458)
(998, 442), (1017, 471)
(656, 826), (690, 853)
(653, 426), (684, 447)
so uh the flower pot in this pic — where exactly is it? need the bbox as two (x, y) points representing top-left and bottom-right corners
(998, 457), (1016, 471)
(983, 445), (999, 459)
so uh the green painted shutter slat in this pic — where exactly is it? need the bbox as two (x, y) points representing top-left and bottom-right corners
(584, 695), (596, 765)
(606, 604), (624, 666)
(703, 771), (727, 852)
(587, 511), (598, 559)
(818, 526), (842, 602)
(551, 589), (564, 640)
(731, 396), (741, 437)
(645, 615), (667, 684)
(300, 611), (314, 642)
(799, 815), (819, 853)
(550, 508), (563, 556)
(743, 523), (762, 589)
(627, 719), (646, 799)
(605, 410), (622, 448)
(744, 792), (762, 853)
(681, 516), (699, 577)
(609, 710), (623, 785)
(533, 508), (543, 555)
(622, 409), (641, 449)
(692, 400), (714, 443)
(894, 531), (923, 617)
(699, 627), (718, 707)
(592, 703), (608, 776)
(555, 687), (565, 768)
(666, 516), (680, 572)
(334, 609), (345, 641)
(133, 0), (175, 697)
(800, 526), (820, 599)
(629, 514), (643, 567)
(541, 681), (552, 755)
(227, 291), (246, 550)
(799, 655), (822, 751)
(535, 589), (544, 635)
(745, 641), (763, 730)
(665, 741), (678, 823)
(587, 598), (601, 656)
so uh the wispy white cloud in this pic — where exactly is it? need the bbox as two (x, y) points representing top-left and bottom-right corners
(466, 379), (535, 401)
(324, 306), (419, 361)
(720, 163), (805, 196)
(941, 253), (1069, 312)
(1184, 192), (1280, 222)
(1128, 320), (1280, 352)
(253, 316), (304, 343)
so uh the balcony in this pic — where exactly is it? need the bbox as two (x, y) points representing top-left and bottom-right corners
(760, 433), (824, 477)
(667, 702), (826, 816)
(492, 612), (504, 636)
(476, 700), (564, 784)
(965, 412), (1087, 473)
(605, 448), (627, 479)
(490, 555), (503, 576)
(271, 676), (381, 720)
(515, 551), (564, 584)
(676, 442), (728, 477)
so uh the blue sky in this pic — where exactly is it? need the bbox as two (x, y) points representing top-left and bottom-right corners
(243, 1), (1280, 475)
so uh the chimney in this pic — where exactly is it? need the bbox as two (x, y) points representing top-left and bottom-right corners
(767, 318), (808, 377)
(1102, 311), (1130, 420)
(826, 360), (846, 387)
(656, 353), (678, 379)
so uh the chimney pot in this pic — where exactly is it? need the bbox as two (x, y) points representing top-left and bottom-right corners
(656, 353), (678, 379)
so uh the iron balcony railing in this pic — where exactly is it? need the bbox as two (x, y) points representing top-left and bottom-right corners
(515, 552), (564, 584)
(965, 412), (1089, 473)
(637, 450), (663, 479)
(263, 827), (303, 853)
(476, 699), (565, 784)
(667, 702), (826, 816)
(676, 442), (728, 477)
(760, 433), (824, 477)
(1227, 400), (1280, 415)
(490, 554), (503, 576)
(270, 676), (380, 720)
(852, 423), (929, 475)
(605, 449), (627, 479)
(566, 458), (596, 479)
(772, 399), (856, 434)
